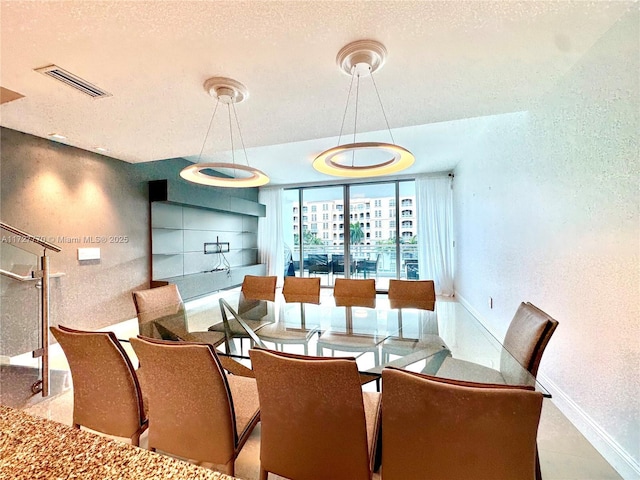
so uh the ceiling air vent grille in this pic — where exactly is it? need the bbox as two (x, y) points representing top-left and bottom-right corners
(35, 65), (111, 98)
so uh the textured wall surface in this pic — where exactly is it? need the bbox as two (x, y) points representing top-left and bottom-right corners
(0, 128), (149, 354)
(453, 9), (639, 474)
(1, 129), (264, 356)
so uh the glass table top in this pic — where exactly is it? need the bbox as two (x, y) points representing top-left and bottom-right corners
(141, 290), (550, 397)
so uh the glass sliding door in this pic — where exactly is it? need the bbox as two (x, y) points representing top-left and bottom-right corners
(282, 186), (343, 286)
(283, 179), (417, 290)
(282, 189), (300, 277)
(349, 183), (396, 289)
(398, 181), (419, 281)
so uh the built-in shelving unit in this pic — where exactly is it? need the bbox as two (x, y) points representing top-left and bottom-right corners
(149, 179), (266, 299)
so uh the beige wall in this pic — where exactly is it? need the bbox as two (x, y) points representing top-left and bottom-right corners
(1, 128), (149, 354)
(453, 10), (639, 476)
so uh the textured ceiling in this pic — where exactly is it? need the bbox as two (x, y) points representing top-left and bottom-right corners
(0, 1), (633, 185)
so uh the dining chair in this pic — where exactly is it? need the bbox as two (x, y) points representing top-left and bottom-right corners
(434, 301), (559, 385)
(249, 348), (380, 480)
(381, 367), (543, 480)
(132, 284), (226, 347)
(49, 325), (148, 446)
(316, 278), (380, 366)
(382, 279), (444, 363)
(356, 254), (380, 280)
(333, 278), (376, 307)
(129, 336), (260, 476)
(241, 274), (277, 301)
(306, 254), (330, 278)
(282, 276), (321, 303)
(211, 275), (277, 354)
(387, 279), (435, 309)
(330, 254), (354, 278)
(256, 278), (322, 355)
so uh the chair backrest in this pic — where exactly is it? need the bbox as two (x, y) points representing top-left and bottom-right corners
(132, 284), (186, 339)
(388, 279), (435, 309)
(381, 367), (543, 480)
(306, 254), (330, 276)
(129, 336), (238, 465)
(241, 275), (277, 301)
(333, 278), (376, 307)
(250, 348), (372, 480)
(50, 325), (145, 439)
(331, 254), (354, 274)
(500, 302), (559, 380)
(360, 254), (380, 272)
(282, 276), (321, 303)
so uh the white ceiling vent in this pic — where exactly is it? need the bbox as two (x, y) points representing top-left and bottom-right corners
(34, 65), (111, 98)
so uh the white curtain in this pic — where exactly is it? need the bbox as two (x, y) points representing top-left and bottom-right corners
(416, 175), (455, 296)
(258, 187), (284, 285)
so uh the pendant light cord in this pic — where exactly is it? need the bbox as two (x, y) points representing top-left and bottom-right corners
(370, 70), (395, 144)
(231, 100), (251, 168)
(227, 103), (236, 177)
(352, 71), (361, 167)
(197, 98), (220, 163)
(337, 70), (357, 146)
(337, 65), (393, 168)
(199, 92), (255, 179)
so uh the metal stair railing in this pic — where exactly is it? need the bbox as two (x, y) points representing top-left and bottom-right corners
(1, 221), (61, 397)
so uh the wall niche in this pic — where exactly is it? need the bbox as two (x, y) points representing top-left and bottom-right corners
(150, 183), (266, 299)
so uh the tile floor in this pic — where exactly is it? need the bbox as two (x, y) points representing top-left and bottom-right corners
(22, 386), (621, 480)
(10, 292), (623, 480)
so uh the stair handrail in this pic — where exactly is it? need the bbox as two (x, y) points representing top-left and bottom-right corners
(0, 269), (34, 281)
(0, 221), (61, 252)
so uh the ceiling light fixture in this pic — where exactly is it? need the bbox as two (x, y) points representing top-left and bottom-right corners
(313, 40), (415, 178)
(180, 77), (269, 188)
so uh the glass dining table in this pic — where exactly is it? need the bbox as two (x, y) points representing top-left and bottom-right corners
(145, 290), (550, 397)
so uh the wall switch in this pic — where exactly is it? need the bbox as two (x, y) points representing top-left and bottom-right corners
(78, 247), (100, 261)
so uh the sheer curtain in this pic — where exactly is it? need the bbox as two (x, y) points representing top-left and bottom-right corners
(416, 175), (454, 296)
(258, 187), (284, 285)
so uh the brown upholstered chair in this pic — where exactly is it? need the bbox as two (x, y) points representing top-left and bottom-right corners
(316, 278), (380, 365)
(333, 278), (376, 308)
(132, 284), (226, 347)
(282, 276), (321, 304)
(250, 348), (381, 480)
(241, 275), (277, 301)
(256, 277), (321, 354)
(129, 336), (260, 476)
(382, 279), (444, 362)
(381, 367), (543, 480)
(49, 325), (147, 446)
(387, 279), (435, 309)
(435, 301), (559, 385)
(210, 275), (278, 345)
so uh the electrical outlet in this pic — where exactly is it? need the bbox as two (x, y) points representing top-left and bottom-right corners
(489, 296), (493, 309)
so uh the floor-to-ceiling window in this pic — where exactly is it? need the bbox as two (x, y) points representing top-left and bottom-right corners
(282, 180), (418, 289)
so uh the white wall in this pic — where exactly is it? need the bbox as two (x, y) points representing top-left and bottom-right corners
(453, 9), (639, 477)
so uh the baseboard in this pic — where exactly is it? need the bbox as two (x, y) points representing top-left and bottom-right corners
(455, 292), (640, 480)
(537, 372), (640, 480)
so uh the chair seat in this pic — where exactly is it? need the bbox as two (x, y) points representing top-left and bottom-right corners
(208, 318), (272, 337)
(363, 391), (381, 469)
(227, 375), (261, 441)
(184, 330), (227, 346)
(256, 323), (318, 344)
(317, 332), (382, 351)
(382, 334), (448, 357)
(434, 357), (509, 385)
